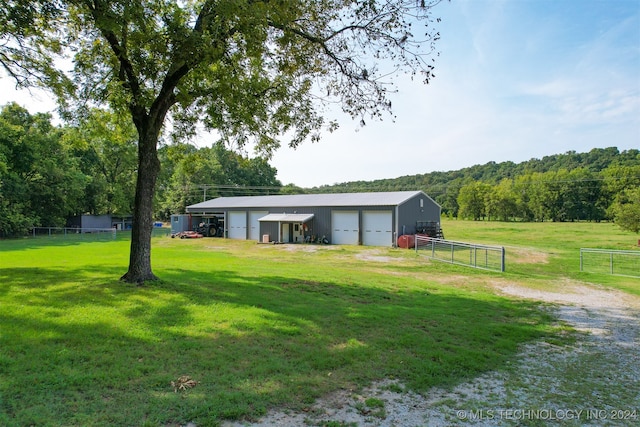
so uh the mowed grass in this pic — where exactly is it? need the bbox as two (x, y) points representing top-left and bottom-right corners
(440, 218), (640, 296)
(0, 220), (635, 426)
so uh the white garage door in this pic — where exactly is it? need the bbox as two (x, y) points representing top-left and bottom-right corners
(228, 211), (247, 239)
(249, 211), (269, 241)
(331, 211), (359, 245)
(362, 211), (393, 246)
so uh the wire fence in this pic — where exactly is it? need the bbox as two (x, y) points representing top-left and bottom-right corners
(31, 227), (118, 240)
(415, 235), (505, 272)
(29, 227), (171, 240)
(580, 248), (640, 278)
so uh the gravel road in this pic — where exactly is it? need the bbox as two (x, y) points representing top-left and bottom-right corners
(224, 282), (640, 427)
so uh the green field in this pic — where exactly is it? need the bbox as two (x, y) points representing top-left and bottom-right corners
(0, 220), (637, 426)
(441, 219), (640, 295)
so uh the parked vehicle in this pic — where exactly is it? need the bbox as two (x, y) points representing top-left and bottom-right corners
(171, 230), (204, 239)
(197, 216), (224, 237)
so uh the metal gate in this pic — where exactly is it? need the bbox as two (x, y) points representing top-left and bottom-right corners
(580, 249), (640, 278)
(415, 236), (505, 272)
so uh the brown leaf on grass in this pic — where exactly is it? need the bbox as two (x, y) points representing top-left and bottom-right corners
(171, 375), (198, 392)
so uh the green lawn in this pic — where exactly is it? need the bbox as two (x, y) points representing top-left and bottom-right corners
(0, 221), (636, 426)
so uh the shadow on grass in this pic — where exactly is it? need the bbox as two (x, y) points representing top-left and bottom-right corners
(0, 229), (169, 252)
(0, 265), (556, 426)
(0, 236), (130, 253)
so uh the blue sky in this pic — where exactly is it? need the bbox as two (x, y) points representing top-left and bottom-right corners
(2, 0), (639, 188)
(270, 0), (640, 186)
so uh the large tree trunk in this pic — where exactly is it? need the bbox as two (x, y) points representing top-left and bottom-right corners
(120, 115), (162, 284)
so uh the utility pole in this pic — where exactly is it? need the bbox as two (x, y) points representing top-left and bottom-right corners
(199, 184), (215, 202)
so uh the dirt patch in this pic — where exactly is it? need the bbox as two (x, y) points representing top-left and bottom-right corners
(495, 281), (640, 310)
(223, 282), (640, 427)
(507, 247), (549, 264)
(429, 275), (477, 286)
(279, 244), (341, 253)
(355, 249), (404, 263)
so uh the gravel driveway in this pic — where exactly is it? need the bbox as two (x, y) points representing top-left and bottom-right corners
(224, 282), (640, 427)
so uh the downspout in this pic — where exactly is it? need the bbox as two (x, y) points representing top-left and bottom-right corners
(394, 205), (400, 247)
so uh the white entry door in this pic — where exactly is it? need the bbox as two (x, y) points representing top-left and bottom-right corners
(281, 223), (290, 243)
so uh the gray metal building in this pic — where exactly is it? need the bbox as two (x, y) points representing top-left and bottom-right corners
(67, 214), (133, 230)
(179, 191), (441, 247)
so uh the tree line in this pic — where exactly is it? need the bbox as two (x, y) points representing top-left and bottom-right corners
(303, 147), (640, 232)
(0, 103), (280, 237)
(2, 102), (638, 236)
(454, 167), (638, 226)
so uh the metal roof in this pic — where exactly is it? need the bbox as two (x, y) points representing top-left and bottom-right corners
(186, 191), (428, 211)
(258, 213), (315, 222)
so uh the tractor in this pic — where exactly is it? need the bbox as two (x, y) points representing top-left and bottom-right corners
(197, 216), (224, 237)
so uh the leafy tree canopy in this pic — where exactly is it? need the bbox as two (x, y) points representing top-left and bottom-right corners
(0, 102), (86, 235)
(155, 142), (281, 220)
(63, 108), (138, 215)
(2, 0), (446, 282)
(611, 188), (640, 234)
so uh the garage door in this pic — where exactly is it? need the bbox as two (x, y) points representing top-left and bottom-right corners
(362, 211), (392, 246)
(248, 211), (269, 241)
(227, 211), (247, 239)
(331, 211), (359, 245)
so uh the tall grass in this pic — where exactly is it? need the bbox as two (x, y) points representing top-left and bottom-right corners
(1, 220), (634, 425)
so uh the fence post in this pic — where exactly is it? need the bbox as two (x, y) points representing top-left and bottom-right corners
(501, 247), (505, 272)
(580, 249), (583, 272)
(610, 252), (614, 275)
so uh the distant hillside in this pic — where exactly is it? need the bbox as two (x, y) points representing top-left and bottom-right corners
(297, 147), (639, 220)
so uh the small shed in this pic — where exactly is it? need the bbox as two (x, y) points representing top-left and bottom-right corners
(67, 214), (133, 231)
(184, 191), (440, 247)
(67, 214), (112, 230)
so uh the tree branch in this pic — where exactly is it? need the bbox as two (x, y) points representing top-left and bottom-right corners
(86, 1), (142, 102)
(267, 19), (353, 78)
